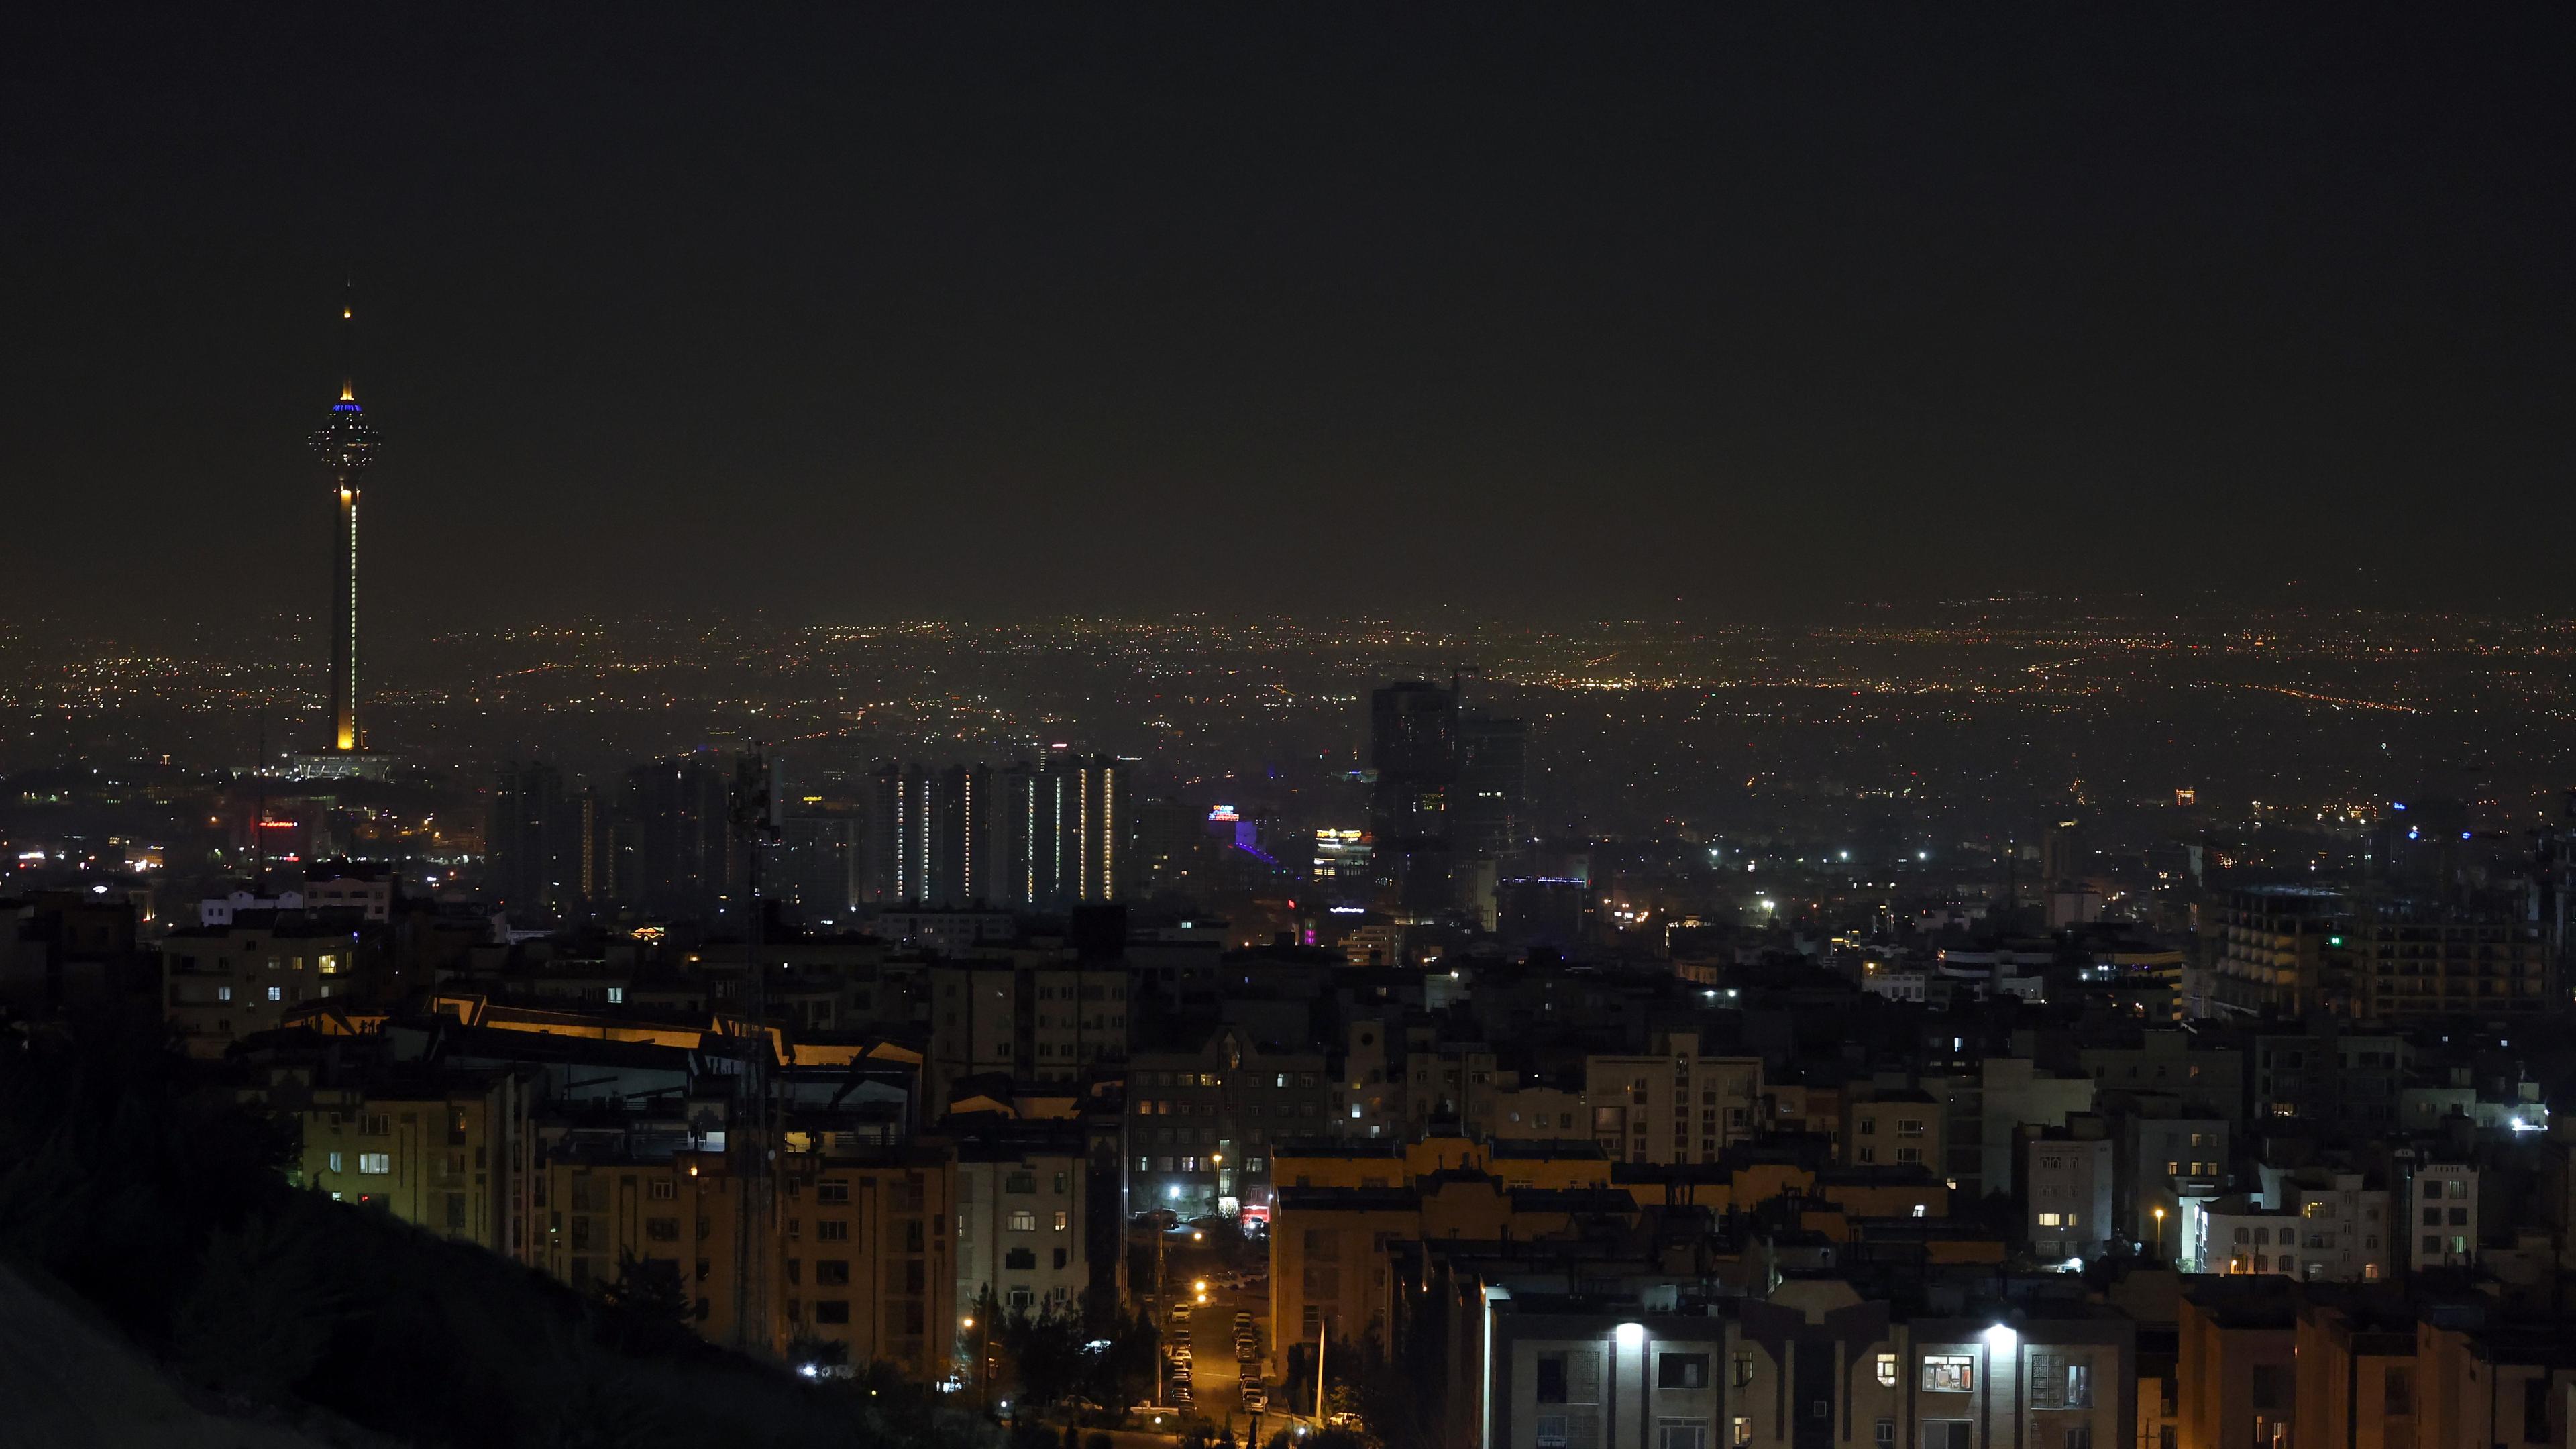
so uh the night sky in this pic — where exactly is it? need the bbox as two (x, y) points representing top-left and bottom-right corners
(7, 7), (2572, 630)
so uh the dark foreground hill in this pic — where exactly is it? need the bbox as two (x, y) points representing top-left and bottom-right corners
(0, 1015), (989, 1449)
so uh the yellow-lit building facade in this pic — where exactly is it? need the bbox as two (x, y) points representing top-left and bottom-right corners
(525, 1144), (957, 1381)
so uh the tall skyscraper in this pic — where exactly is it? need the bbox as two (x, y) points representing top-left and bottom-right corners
(1367, 680), (1525, 914)
(309, 301), (376, 755)
(777, 812), (860, 925)
(870, 763), (991, 907)
(488, 761), (575, 918)
(1009, 748), (1129, 908)
(1369, 682), (1457, 911)
(628, 756), (736, 920)
(1453, 715), (1527, 865)
(871, 750), (1131, 910)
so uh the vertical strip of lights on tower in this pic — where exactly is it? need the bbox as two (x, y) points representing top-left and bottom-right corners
(309, 299), (376, 752)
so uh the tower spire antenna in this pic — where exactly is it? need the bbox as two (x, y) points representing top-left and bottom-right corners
(338, 280), (358, 402)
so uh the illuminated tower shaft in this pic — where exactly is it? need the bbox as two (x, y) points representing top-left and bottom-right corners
(331, 452), (362, 749)
(310, 304), (376, 752)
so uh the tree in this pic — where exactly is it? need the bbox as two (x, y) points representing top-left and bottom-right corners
(786, 1331), (850, 1373)
(171, 1208), (344, 1399)
(1082, 1300), (1159, 1410)
(998, 1303), (1088, 1413)
(593, 1250), (702, 1355)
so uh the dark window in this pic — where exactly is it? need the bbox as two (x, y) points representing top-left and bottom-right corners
(814, 1299), (850, 1324)
(2526, 1377), (2551, 1444)
(815, 1260), (849, 1286)
(1658, 1353), (1709, 1389)
(2250, 1366), (2282, 1412)
(1006, 1247), (1038, 1270)
(1525, 1340), (1587, 1402)
(2385, 1368), (2412, 1417)
(1536, 1354), (1566, 1403)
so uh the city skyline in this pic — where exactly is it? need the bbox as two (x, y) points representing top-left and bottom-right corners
(13, 10), (2576, 1447)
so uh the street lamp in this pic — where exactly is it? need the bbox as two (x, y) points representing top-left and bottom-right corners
(2152, 1205), (2166, 1261)
(963, 1314), (991, 1415)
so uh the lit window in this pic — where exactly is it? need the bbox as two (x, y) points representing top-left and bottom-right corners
(358, 1152), (391, 1175)
(1922, 1356), (1975, 1393)
(1874, 1352), (1898, 1387)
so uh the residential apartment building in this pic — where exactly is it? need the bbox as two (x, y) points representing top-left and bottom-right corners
(2188, 1173), (2390, 1283)
(1583, 1033), (1764, 1166)
(1843, 1089), (1940, 1171)
(2251, 1032), (2409, 1130)
(1123, 1025), (1329, 1217)
(2351, 906), (2551, 1020)
(2188, 1279), (2576, 1449)
(1933, 1057), (2095, 1202)
(2198, 885), (2343, 1020)
(2405, 1161), (2478, 1273)
(162, 915), (362, 1057)
(1462, 1280), (2135, 1449)
(955, 1128), (1088, 1318)
(2024, 1124), (2114, 1262)
(1028, 963), (1130, 1079)
(2076, 1028), (2245, 1120)
(290, 1069), (536, 1258)
(527, 1142), (957, 1380)
(2117, 1110), (2231, 1248)
(927, 961), (1024, 1108)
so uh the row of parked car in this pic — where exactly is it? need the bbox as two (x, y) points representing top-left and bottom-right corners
(1234, 1309), (1267, 1413)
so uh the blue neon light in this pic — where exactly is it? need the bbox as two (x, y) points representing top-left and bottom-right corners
(332, 402), (362, 411)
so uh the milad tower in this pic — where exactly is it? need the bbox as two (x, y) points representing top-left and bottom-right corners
(309, 301), (376, 755)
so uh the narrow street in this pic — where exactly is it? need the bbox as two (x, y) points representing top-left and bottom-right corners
(1146, 1220), (1279, 1444)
